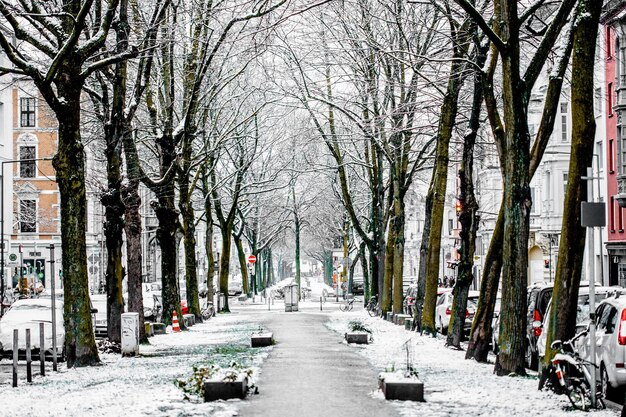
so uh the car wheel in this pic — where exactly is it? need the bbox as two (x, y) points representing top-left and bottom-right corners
(525, 341), (537, 370)
(600, 363), (610, 398)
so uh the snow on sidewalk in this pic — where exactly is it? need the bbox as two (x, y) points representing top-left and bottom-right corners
(0, 313), (270, 417)
(326, 311), (620, 417)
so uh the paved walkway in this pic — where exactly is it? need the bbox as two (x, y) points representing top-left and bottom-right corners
(239, 304), (398, 417)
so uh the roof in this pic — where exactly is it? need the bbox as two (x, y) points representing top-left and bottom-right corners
(601, 0), (626, 24)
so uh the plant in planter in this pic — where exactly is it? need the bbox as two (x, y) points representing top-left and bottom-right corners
(176, 361), (257, 402)
(378, 340), (424, 401)
(345, 320), (373, 344)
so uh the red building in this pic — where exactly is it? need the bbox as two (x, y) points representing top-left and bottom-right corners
(603, 1), (626, 286)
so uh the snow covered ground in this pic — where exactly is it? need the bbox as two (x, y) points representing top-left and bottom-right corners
(325, 310), (620, 417)
(0, 313), (270, 417)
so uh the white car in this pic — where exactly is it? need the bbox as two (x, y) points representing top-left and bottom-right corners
(0, 297), (65, 361)
(576, 293), (626, 397)
(435, 290), (479, 334)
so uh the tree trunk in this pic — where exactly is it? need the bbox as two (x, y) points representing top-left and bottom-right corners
(382, 219), (395, 313)
(182, 203), (201, 320)
(153, 193), (183, 326)
(219, 230), (233, 312)
(53, 83), (100, 366)
(421, 59), (465, 334)
(466, 206), (504, 361)
(295, 215), (301, 295)
(122, 178), (145, 342)
(447, 50), (484, 347)
(543, 0), (602, 367)
(234, 233), (249, 296)
(496, 37), (532, 375)
(360, 242), (369, 302)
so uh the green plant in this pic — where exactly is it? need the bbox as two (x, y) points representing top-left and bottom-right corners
(348, 320), (372, 334)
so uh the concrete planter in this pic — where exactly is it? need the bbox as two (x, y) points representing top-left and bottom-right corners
(379, 372), (424, 402)
(203, 375), (248, 402)
(404, 318), (414, 331)
(395, 314), (411, 326)
(345, 332), (369, 344)
(183, 314), (195, 327)
(251, 332), (274, 348)
(152, 323), (166, 335)
(386, 312), (394, 322)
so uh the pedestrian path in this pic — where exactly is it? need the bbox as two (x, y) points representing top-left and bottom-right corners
(239, 308), (398, 417)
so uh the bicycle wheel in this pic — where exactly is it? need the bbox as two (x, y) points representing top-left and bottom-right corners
(567, 381), (591, 411)
(340, 303), (349, 312)
(367, 304), (377, 317)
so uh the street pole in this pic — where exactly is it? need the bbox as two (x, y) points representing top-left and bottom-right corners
(49, 244), (57, 371)
(582, 167), (598, 408)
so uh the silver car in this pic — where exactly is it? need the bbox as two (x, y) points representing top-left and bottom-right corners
(0, 297), (65, 361)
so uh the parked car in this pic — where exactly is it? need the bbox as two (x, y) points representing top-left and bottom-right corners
(309, 281), (335, 299)
(524, 282), (555, 370)
(491, 295), (502, 353)
(352, 276), (364, 295)
(576, 293), (626, 398)
(228, 280), (243, 296)
(435, 290), (479, 335)
(144, 293), (162, 323)
(90, 294), (108, 339)
(0, 297), (65, 361)
(403, 284), (418, 316)
(536, 286), (614, 361)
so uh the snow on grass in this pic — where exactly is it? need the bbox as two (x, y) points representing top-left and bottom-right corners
(326, 310), (619, 417)
(0, 313), (271, 417)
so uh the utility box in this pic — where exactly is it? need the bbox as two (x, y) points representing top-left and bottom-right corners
(121, 312), (140, 357)
(284, 283), (299, 312)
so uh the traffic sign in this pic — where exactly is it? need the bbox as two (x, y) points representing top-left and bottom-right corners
(247, 255), (257, 264)
(8, 253), (17, 262)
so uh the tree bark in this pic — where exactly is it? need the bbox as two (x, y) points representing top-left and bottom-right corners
(543, 0), (602, 367)
(219, 230), (233, 312)
(234, 233), (249, 296)
(54, 81), (100, 366)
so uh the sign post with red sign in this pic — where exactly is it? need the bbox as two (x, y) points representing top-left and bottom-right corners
(247, 254), (256, 264)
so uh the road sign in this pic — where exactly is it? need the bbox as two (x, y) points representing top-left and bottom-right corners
(8, 253), (16, 262)
(248, 255), (257, 264)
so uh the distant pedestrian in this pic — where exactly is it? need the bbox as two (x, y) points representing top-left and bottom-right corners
(443, 276), (449, 287)
(449, 276), (455, 288)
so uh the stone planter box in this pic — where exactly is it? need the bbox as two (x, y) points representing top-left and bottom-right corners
(152, 323), (166, 335)
(238, 295), (248, 302)
(386, 312), (394, 322)
(183, 314), (195, 327)
(345, 332), (369, 344)
(395, 314), (411, 326)
(379, 372), (424, 402)
(203, 375), (248, 402)
(404, 318), (414, 331)
(251, 332), (274, 347)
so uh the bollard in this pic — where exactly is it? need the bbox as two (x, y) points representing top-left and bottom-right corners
(320, 296), (323, 311)
(268, 295), (270, 311)
(39, 323), (45, 377)
(26, 329), (32, 383)
(12, 329), (18, 387)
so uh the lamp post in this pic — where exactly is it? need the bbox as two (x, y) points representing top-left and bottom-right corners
(0, 157), (52, 315)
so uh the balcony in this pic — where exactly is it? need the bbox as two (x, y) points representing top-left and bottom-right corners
(617, 175), (626, 207)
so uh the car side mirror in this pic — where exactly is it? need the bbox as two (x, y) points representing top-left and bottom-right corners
(532, 320), (542, 329)
(90, 308), (98, 314)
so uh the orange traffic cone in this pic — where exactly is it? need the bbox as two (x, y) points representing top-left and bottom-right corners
(172, 311), (181, 333)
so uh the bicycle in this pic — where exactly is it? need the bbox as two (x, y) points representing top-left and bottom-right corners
(201, 298), (215, 320)
(366, 294), (379, 317)
(549, 328), (605, 411)
(340, 295), (355, 312)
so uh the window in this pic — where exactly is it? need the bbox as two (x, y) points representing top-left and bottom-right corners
(561, 103), (568, 142)
(609, 83), (614, 115)
(19, 146), (35, 178)
(19, 199), (36, 233)
(621, 206), (625, 231)
(562, 172), (568, 194)
(529, 124), (536, 137)
(596, 142), (603, 171)
(611, 196), (616, 232)
(530, 187), (539, 214)
(607, 27), (613, 58)
(19, 97), (35, 127)
(595, 88), (602, 116)
(610, 139), (615, 172)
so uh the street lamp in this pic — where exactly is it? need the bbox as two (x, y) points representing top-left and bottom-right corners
(0, 157), (52, 315)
